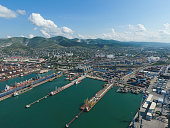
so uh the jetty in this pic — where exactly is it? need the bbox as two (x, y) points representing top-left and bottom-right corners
(25, 95), (49, 108)
(65, 110), (84, 128)
(50, 75), (86, 96)
(65, 82), (114, 127)
(86, 75), (107, 81)
(0, 73), (56, 102)
(80, 83), (113, 111)
(25, 75), (86, 108)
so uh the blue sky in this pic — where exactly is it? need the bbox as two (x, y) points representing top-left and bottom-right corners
(0, 0), (170, 42)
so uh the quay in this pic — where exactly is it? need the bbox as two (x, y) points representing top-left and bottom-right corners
(80, 83), (113, 111)
(0, 68), (40, 82)
(86, 75), (107, 81)
(26, 95), (49, 108)
(50, 75), (86, 96)
(65, 110), (84, 128)
(65, 82), (114, 127)
(25, 74), (106, 108)
(0, 73), (56, 102)
(129, 111), (139, 127)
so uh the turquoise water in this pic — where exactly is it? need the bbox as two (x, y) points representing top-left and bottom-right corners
(0, 75), (142, 128)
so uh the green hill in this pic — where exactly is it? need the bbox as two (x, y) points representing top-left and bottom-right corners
(0, 36), (169, 50)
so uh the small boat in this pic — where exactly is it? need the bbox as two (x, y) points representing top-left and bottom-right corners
(75, 80), (81, 85)
(13, 91), (19, 96)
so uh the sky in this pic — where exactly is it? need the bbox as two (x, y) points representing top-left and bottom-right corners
(0, 0), (170, 42)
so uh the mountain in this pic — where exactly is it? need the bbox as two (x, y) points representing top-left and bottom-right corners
(49, 36), (82, 47)
(0, 36), (170, 50)
(2, 41), (31, 53)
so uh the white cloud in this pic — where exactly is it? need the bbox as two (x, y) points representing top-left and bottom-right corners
(137, 24), (146, 32)
(163, 23), (170, 30)
(159, 23), (170, 35)
(7, 35), (12, 38)
(17, 9), (26, 15)
(129, 24), (146, 32)
(77, 34), (85, 39)
(62, 26), (73, 34)
(29, 13), (74, 38)
(0, 4), (17, 18)
(29, 34), (34, 38)
(21, 35), (25, 37)
(40, 30), (50, 38)
(29, 13), (57, 28)
(28, 15), (170, 43)
(34, 27), (38, 30)
(98, 24), (170, 42)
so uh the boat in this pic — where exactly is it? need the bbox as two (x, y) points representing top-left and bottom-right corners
(13, 91), (19, 96)
(50, 91), (54, 95)
(20, 74), (24, 77)
(75, 80), (81, 85)
(0, 73), (56, 100)
(1, 85), (13, 92)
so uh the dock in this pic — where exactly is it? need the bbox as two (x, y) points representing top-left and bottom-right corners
(65, 82), (114, 127)
(86, 75), (107, 81)
(80, 83), (113, 111)
(25, 75), (86, 108)
(65, 110), (84, 128)
(0, 73), (56, 102)
(50, 75), (86, 96)
(26, 95), (49, 108)
(129, 111), (139, 127)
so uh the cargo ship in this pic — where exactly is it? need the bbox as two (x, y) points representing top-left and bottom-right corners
(1, 80), (33, 93)
(0, 73), (56, 101)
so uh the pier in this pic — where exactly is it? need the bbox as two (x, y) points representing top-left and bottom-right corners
(25, 75), (86, 108)
(86, 75), (107, 81)
(80, 83), (113, 111)
(65, 83), (114, 127)
(65, 109), (84, 128)
(26, 95), (49, 108)
(50, 75), (86, 96)
(129, 111), (139, 127)
(0, 73), (56, 102)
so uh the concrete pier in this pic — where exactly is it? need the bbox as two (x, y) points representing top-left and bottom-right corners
(86, 75), (107, 81)
(26, 75), (86, 108)
(26, 95), (49, 108)
(80, 83), (113, 111)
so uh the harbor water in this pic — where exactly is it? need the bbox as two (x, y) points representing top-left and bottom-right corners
(0, 75), (142, 128)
